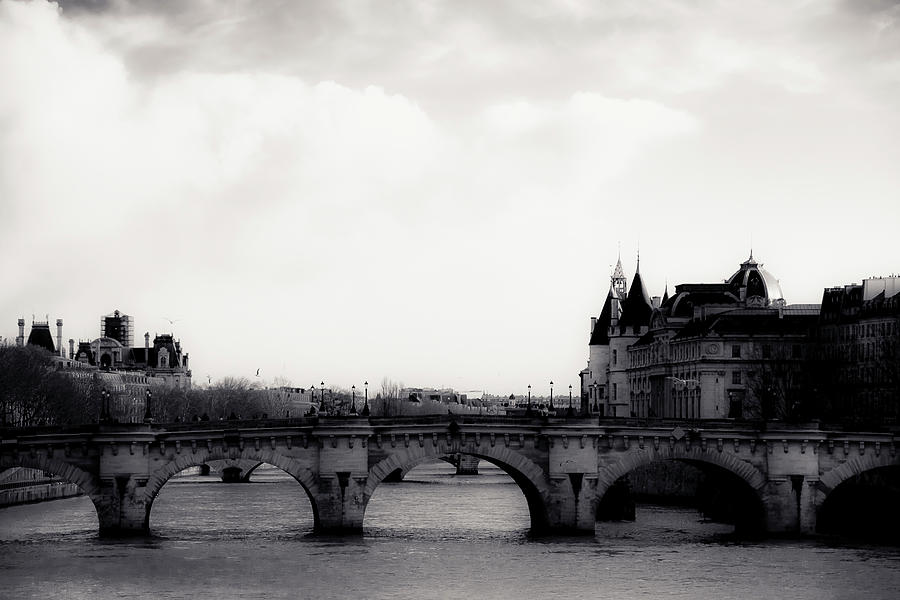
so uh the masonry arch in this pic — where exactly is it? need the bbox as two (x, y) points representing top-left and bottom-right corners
(365, 445), (551, 532)
(0, 453), (102, 521)
(818, 452), (900, 494)
(145, 450), (320, 532)
(596, 446), (767, 533)
(817, 454), (900, 539)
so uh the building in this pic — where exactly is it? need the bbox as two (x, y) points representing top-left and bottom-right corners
(583, 253), (820, 420)
(14, 309), (193, 423)
(263, 386), (319, 417)
(816, 276), (900, 423)
(582, 253), (657, 417)
(401, 387), (468, 404)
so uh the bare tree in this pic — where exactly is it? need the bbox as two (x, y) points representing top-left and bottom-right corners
(0, 344), (92, 427)
(745, 344), (808, 423)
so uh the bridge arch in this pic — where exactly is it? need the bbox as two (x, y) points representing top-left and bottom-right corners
(365, 444), (551, 531)
(0, 453), (102, 518)
(596, 445), (767, 531)
(144, 450), (320, 530)
(818, 452), (900, 496)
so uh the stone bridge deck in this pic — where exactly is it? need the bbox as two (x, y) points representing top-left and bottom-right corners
(1, 416), (898, 536)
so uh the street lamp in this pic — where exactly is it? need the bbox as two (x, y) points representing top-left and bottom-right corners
(567, 384), (574, 417)
(526, 384), (532, 416)
(351, 385), (357, 415)
(144, 388), (153, 424)
(549, 381), (554, 411)
(362, 380), (370, 416)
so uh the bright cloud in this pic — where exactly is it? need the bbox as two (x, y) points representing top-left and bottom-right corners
(0, 1), (700, 390)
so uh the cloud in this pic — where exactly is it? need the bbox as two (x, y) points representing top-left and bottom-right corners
(4, 0), (898, 392)
(0, 1), (698, 389)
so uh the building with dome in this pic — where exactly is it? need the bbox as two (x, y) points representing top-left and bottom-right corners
(14, 310), (192, 423)
(582, 254), (819, 420)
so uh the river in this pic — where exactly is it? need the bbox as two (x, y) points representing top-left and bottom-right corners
(1, 461), (899, 599)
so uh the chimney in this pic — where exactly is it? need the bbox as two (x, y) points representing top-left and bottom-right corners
(591, 316), (597, 334)
(16, 318), (25, 346)
(69, 339), (75, 358)
(144, 332), (150, 351)
(56, 319), (63, 357)
(610, 298), (620, 326)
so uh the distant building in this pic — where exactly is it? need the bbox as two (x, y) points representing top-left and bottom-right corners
(15, 309), (193, 423)
(583, 253), (819, 420)
(817, 276), (900, 423)
(401, 387), (468, 404)
(263, 386), (319, 417)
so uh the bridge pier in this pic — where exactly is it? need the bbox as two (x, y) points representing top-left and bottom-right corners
(94, 429), (154, 536)
(314, 430), (371, 533)
(544, 428), (601, 534)
(762, 476), (818, 535)
(95, 475), (151, 536)
(455, 454), (479, 475)
(314, 472), (367, 533)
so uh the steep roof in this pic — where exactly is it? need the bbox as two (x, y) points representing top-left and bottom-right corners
(26, 323), (55, 353)
(619, 271), (653, 328)
(589, 289), (616, 346)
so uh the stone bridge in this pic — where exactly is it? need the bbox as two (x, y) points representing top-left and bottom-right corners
(1, 416), (897, 536)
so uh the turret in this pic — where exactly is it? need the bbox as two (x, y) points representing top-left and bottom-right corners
(56, 319), (63, 357)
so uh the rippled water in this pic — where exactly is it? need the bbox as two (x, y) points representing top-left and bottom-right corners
(2, 461), (900, 599)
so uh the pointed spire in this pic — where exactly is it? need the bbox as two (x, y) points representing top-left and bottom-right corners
(662, 280), (669, 304)
(636, 241), (640, 273)
(611, 251), (627, 297)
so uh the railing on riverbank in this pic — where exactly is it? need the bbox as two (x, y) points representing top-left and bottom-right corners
(0, 481), (83, 507)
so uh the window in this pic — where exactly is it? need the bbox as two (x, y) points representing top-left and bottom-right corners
(612, 350), (617, 365)
(732, 371), (742, 385)
(731, 345), (741, 358)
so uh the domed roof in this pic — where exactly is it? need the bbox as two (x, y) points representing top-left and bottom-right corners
(727, 254), (784, 303)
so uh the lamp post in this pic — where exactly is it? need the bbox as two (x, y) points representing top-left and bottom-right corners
(351, 385), (357, 415)
(526, 384), (532, 416)
(362, 380), (370, 416)
(567, 384), (574, 417)
(144, 388), (153, 424)
(549, 381), (554, 411)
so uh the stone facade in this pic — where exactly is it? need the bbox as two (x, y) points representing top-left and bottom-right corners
(583, 254), (819, 421)
(2, 417), (895, 537)
(817, 277), (900, 423)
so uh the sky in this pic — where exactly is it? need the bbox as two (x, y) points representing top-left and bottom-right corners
(1, 0), (899, 395)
